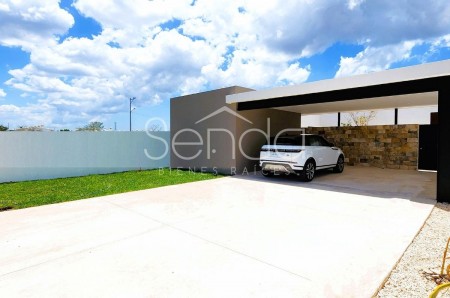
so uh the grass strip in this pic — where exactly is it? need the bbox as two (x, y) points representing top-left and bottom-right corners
(0, 168), (222, 210)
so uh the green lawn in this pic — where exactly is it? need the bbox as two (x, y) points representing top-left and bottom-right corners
(0, 168), (222, 211)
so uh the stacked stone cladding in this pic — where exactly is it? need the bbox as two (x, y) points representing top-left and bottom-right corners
(304, 125), (419, 170)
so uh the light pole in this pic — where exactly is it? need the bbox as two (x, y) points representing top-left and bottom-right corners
(129, 97), (136, 131)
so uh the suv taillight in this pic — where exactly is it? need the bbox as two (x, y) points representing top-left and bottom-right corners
(280, 149), (302, 153)
(261, 148), (302, 153)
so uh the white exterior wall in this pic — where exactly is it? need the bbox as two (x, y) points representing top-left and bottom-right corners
(0, 131), (170, 183)
(301, 106), (437, 127)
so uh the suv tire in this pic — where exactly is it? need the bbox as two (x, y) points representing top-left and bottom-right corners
(333, 155), (345, 173)
(302, 159), (315, 182)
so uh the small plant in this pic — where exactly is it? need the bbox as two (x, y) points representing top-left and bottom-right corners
(441, 237), (450, 280)
(342, 111), (377, 126)
(422, 237), (450, 285)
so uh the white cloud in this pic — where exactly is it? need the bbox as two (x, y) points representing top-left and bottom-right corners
(347, 0), (366, 10)
(277, 63), (311, 85)
(0, 0), (73, 50)
(0, 103), (56, 127)
(335, 41), (421, 78)
(242, 0), (450, 57)
(0, 88), (6, 98)
(4, 28), (223, 127)
(429, 34), (450, 53)
(74, 0), (193, 31)
(1, 0), (450, 127)
(2, 0), (313, 127)
(4, 0), (450, 65)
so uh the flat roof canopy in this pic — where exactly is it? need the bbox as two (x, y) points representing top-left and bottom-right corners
(226, 59), (450, 112)
(224, 60), (450, 203)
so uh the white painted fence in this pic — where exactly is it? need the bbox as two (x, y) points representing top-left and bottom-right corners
(0, 131), (170, 183)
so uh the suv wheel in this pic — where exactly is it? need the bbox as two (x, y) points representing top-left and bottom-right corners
(333, 155), (345, 173)
(302, 160), (315, 182)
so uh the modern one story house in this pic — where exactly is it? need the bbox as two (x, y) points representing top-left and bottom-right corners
(170, 59), (450, 203)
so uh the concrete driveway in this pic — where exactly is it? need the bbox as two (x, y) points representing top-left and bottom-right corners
(0, 166), (436, 297)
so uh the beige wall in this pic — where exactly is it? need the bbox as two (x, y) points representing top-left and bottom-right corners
(170, 86), (301, 174)
(170, 87), (250, 174)
(236, 109), (301, 172)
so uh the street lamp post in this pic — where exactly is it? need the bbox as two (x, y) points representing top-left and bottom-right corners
(129, 97), (136, 131)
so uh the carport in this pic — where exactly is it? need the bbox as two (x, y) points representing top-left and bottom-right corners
(226, 60), (450, 203)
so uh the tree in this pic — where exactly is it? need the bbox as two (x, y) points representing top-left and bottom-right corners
(16, 125), (46, 131)
(77, 122), (104, 131)
(0, 125), (8, 131)
(147, 123), (162, 132)
(342, 111), (377, 126)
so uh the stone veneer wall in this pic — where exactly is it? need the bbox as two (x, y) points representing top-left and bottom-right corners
(304, 125), (419, 170)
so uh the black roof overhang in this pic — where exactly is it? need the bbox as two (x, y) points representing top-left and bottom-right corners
(237, 76), (450, 111)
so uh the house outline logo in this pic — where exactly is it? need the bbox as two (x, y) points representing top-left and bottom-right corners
(195, 106), (253, 125)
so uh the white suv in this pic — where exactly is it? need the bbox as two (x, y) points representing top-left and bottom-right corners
(259, 134), (345, 181)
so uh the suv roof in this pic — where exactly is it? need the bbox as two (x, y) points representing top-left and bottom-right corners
(265, 134), (330, 146)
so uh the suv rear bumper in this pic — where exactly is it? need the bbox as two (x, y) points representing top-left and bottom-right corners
(260, 161), (303, 174)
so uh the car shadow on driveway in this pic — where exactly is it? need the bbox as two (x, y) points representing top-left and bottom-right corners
(231, 165), (436, 204)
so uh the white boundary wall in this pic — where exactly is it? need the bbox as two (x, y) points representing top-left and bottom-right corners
(0, 131), (170, 183)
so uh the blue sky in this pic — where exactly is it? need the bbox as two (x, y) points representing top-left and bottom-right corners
(0, 0), (450, 130)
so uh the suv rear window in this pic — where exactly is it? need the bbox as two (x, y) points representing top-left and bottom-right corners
(267, 136), (305, 146)
(266, 135), (332, 146)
